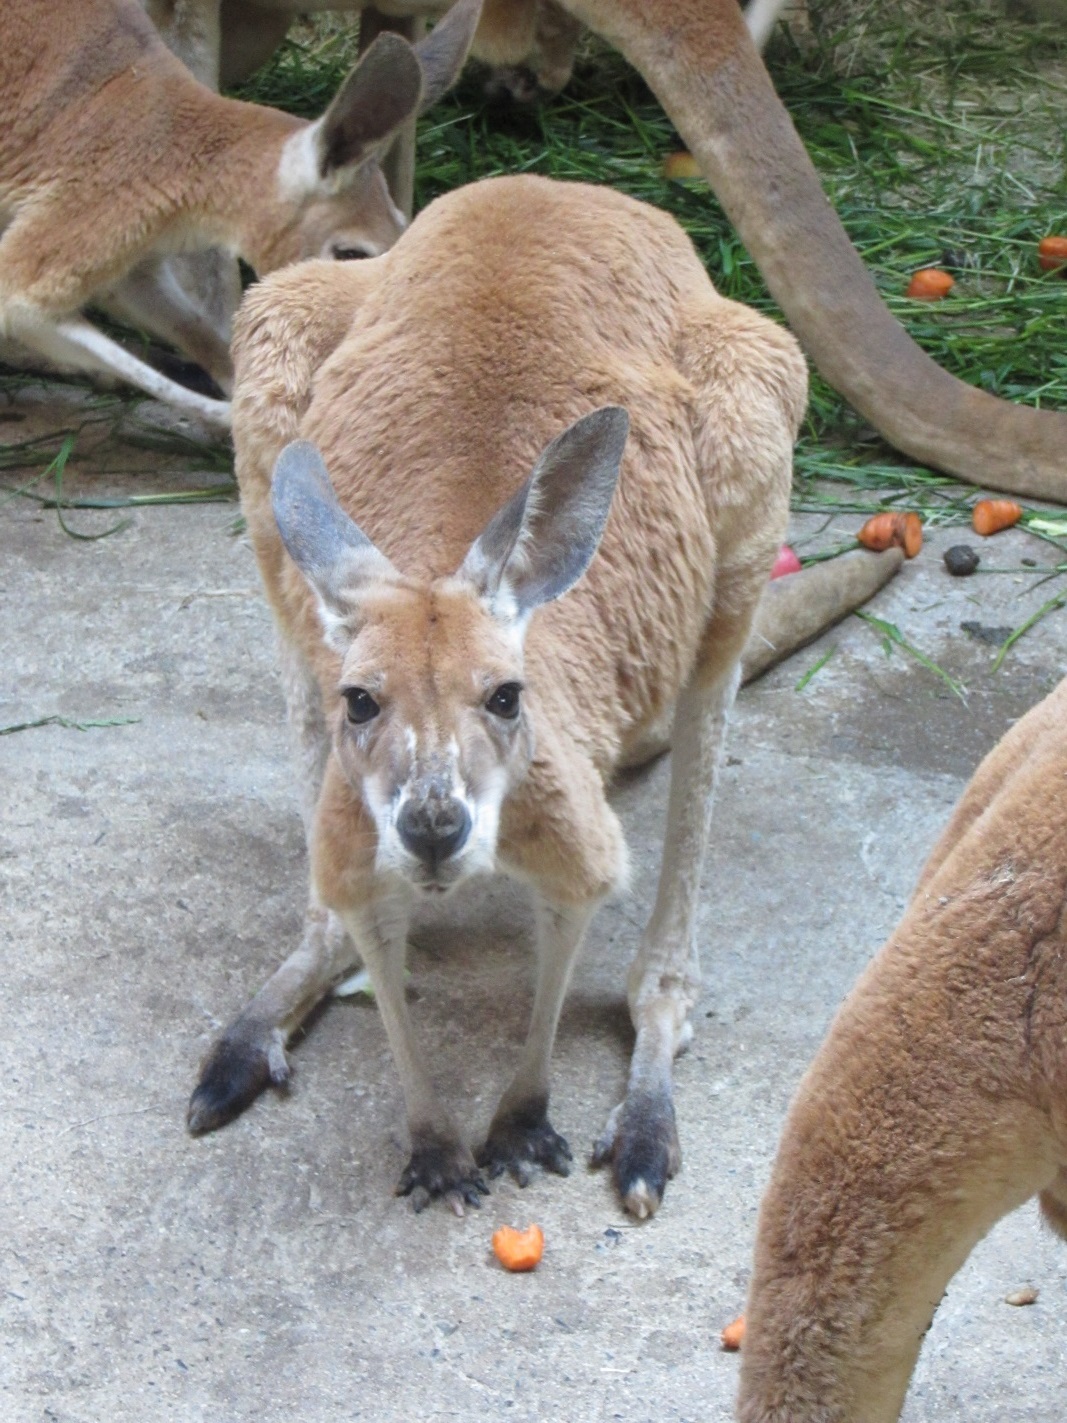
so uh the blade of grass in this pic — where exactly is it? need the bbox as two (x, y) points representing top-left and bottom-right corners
(855, 611), (968, 702)
(48, 436), (131, 541)
(0, 715), (140, 736)
(990, 592), (1067, 671)
(795, 645), (836, 691)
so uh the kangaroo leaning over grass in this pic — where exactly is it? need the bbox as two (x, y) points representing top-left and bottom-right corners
(740, 673), (1067, 1421)
(0, 0), (480, 427)
(187, 172), (809, 1217)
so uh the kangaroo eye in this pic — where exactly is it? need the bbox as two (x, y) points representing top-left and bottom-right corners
(486, 682), (522, 719)
(331, 243), (373, 261)
(344, 688), (380, 724)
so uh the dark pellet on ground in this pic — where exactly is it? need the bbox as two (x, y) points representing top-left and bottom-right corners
(944, 545), (980, 577)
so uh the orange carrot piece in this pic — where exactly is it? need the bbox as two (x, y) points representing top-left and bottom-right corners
(905, 268), (954, 300)
(662, 152), (703, 181)
(492, 1224), (544, 1272)
(1038, 235), (1067, 272)
(721, 1314), (746, 1351)
(972, 498), (1022, 536)
(857, 511), (922, 558)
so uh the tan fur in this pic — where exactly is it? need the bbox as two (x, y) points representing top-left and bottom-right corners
(0, 0), (476, 425)
(191, 174), (806, 1216)
(739, 676), (1067, 1422)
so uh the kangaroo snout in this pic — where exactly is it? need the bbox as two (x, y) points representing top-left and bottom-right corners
(396, 796), (472, 871)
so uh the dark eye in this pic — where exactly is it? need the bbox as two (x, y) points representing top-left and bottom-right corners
(344, 688), (380, 724)
(486, 682), (522, 719)
(331, 243), (372, 261)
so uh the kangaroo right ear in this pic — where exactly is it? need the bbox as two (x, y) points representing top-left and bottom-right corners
(413, 0), (483, 113)
(272, 441), (396, 640)
(314, 33), (424, 180)
(458, 406), (629, 624)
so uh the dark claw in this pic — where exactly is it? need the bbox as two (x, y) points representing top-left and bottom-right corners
(477, 1096), (573, 1187)
(395, 1135), (488, 1214)
(187, 1023), (287, 1135)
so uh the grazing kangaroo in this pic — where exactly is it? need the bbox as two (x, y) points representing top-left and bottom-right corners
(0, 0), (480, 426)
(739, 675), (1067, 1422)
(187, 173), (808, 1217)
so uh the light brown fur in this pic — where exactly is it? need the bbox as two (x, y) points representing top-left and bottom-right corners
(189, 173), (807, 1217)
(0, 0), (478, 424)
(739, 675), (1067, 1421)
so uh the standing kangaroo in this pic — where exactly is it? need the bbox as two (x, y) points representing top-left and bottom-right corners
(0, 0), (480, 426)
(739, 675), (1067, 1421)
(187, 173), (808, 1217)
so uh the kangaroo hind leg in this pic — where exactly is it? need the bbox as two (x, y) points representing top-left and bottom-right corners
(594, 295), (803, 1216)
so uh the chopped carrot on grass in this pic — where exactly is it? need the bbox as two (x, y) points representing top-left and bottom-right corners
(972, 499), (1022, 536)
(857, 511), (922, 558)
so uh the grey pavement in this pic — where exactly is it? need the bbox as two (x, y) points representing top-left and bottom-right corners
(2, 387), (1065, 1422)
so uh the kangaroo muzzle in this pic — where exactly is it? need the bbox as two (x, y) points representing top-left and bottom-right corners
(396, 794), (472, 870)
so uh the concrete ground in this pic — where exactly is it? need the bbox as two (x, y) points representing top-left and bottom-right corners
(2, 385), (1065, 1423)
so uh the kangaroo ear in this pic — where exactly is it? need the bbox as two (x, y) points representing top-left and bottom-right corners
(272, 441), (396, 638)
(458, 406), (629, 623)
(315, 33), (423, 179)
(414, 0), (483, 112)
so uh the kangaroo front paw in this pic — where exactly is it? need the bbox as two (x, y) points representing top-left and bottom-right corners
(187, 1021), (289, 1134)
(477, 1097), (573, 1187)
(591, 1090), (681, 1219)
(396, 1133), (490, 1216)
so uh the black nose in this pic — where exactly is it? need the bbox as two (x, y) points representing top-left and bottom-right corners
(396, 797), (472, 868)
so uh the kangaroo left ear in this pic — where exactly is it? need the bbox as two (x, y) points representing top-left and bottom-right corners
(458, 406), (629, 622)
(272, 440), (397, 641)
(314, 33), (423, 180)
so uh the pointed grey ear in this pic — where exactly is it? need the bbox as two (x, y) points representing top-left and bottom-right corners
(317, 33), (423, 178)
(272, 441), (395, 623)
(459, 406), (629, 620)
(414, 0), (483, 113)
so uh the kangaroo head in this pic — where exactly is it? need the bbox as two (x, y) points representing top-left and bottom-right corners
(266, 0), (483, 268)
(272, 407), (629, 894)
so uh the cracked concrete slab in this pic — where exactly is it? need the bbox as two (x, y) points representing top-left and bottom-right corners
(2, 393), (1065, 1422)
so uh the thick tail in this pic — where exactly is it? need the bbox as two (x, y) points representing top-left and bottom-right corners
(566, 0), (1067, 500)
(742, 547), (902, 682)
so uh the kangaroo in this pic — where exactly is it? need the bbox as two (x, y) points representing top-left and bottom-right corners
(0, 0), (480, 427)
(739, 675), (1067, 1421)
(184, 173), (807, 1217)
